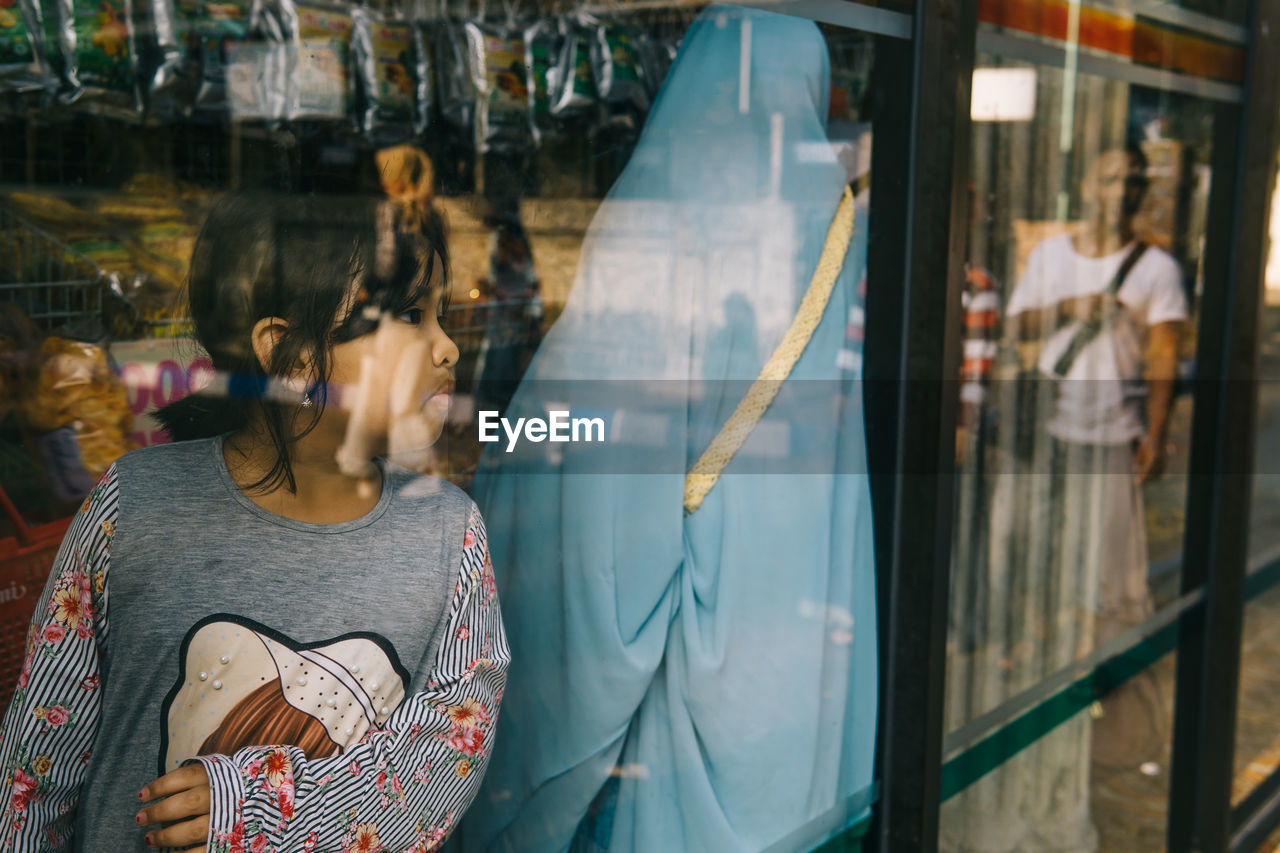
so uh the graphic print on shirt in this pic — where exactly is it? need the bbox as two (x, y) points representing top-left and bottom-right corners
(159, 615), (410, 773)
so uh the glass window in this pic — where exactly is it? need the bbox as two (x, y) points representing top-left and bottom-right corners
(1232, 148), (1280, 814)
(942, 26), (1227, 851)
(0, 3), (894, 850)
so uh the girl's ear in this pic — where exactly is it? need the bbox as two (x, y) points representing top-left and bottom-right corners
(250, 317), (290, 374)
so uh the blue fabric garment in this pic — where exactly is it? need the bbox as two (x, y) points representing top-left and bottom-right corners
(459, 7), (877, 851)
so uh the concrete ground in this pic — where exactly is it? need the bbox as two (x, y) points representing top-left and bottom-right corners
(1090, 310), (1280, 852)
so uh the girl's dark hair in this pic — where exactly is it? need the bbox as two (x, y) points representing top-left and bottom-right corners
(155, 191), (448, 493)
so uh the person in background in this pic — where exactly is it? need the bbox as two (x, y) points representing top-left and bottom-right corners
(474, 197), (543, 416)
(1004, 145), (1184, 646)
(944, 145), (1185, 853)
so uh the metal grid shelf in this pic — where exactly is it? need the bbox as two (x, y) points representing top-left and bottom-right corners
(0, 206), (105, 337)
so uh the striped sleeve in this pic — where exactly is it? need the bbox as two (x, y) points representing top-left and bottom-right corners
(198, 501), (510, 853)
(0, 466), (116, 852)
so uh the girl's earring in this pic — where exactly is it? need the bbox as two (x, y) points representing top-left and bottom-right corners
(301, 393), (313, 409)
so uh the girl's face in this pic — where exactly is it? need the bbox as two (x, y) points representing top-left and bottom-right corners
(329, 278), (459, 473)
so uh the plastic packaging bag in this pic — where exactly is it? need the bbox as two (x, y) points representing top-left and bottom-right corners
(0, 0), (49, 93)
(432, 19), (471, 132)
(591, 21), (647, 115)
(141, 0), (196, 115)
(463, 19), (532, 154)
(349, 4), (375, 129)
(351, 8), (414, 140)
(409, 21), (431, 135)
(219, 0), (293, 124)
(549, 12), (596, 118)
(523, 16), (558, 140)
(39, 0), (75, 97)
(46, 0), (141, 110)
(191, 0), (250, 111)
(21, 337), (136, 487)
(634, 31), (675, 101)
(290, 0), (350, 121)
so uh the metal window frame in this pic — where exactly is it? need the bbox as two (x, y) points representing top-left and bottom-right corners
(1167, 0), (1280, 848)
(861, 0), (977, 849)
(858, 0), (1280, 848)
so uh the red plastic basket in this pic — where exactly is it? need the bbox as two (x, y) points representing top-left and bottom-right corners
(0, 487), (71, 712)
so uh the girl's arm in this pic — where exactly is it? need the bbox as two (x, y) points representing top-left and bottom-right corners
(196, 502), (510, 852)
(0, 468), (116, 851)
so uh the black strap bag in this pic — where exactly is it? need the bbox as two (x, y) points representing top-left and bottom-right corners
(1012, 241), (1148, 461)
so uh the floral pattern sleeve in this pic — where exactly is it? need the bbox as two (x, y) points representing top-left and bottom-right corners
(0, 467), (116, 851)
(197, 501), (510, 853)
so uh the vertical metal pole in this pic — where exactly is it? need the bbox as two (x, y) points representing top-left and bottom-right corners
(863, 0), (977, 849)
(24, 116), (36, 185)
(1166, 0), (1280, 849)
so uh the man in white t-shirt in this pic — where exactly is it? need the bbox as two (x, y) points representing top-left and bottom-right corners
(1007, 149), (1187, 468)
(1011, 146), (1186, 637)
(977, 147), (1187, 851)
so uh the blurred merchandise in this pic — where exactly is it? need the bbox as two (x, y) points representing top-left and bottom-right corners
(0, 204), (105, 338)
(21, 336), (136, 487)
(192, 0), (251, 111)
(351, 10), (416, 140)
(0, 0), (47, 93)
(550, 13), (598, 118)
(4, 175), (210, 337)
(1133, 138), (1184, 251)
(591, 21), (648, 117)
(41, 0), (141, 110)
(524, 17), (559, 141)
(464, 20), (533, 154)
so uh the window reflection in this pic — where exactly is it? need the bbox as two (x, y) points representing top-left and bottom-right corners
(457, 9), (878, 851)
(944, 58), (1211, 852)
(1, 0), (884, 845)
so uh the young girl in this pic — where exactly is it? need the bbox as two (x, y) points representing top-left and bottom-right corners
(0, 189), (509, 852)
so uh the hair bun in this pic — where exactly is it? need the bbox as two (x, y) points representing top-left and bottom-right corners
(376, 145), (435, 206)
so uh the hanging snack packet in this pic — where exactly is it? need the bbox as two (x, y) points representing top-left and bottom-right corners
(41, 0), (139, 108)
(191, 0), (250, 110)
(591, 21), (647, 114)
(219, 0), (291, 121)
(409, 21), (431, 135)
(463, 20), (532, 154)
(69, 0), (138, 106)
(43, 0), (68, 86)
(22, 337), (136, 493)
(349, 5), (375, 130)
(39, 0), (71, 95)
(0, 0), (48, 92)
(291, 1), (351, 121)
(634, 31), (673, 101)
(826, 29), (872, 123)
(222, 39), (273, 117)
(142, 0), (197, 115)
(351, 8), (414, 140)
(523, 16), (559, 140)
(255, 0), (296, 123)
(549, 12), (596, 118)
(432, 19), (471, 132)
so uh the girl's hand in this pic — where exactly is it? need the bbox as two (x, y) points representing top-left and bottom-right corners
(136, 763), (211, 850)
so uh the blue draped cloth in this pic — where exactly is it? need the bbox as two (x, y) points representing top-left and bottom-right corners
(459, 7), (877, 851)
